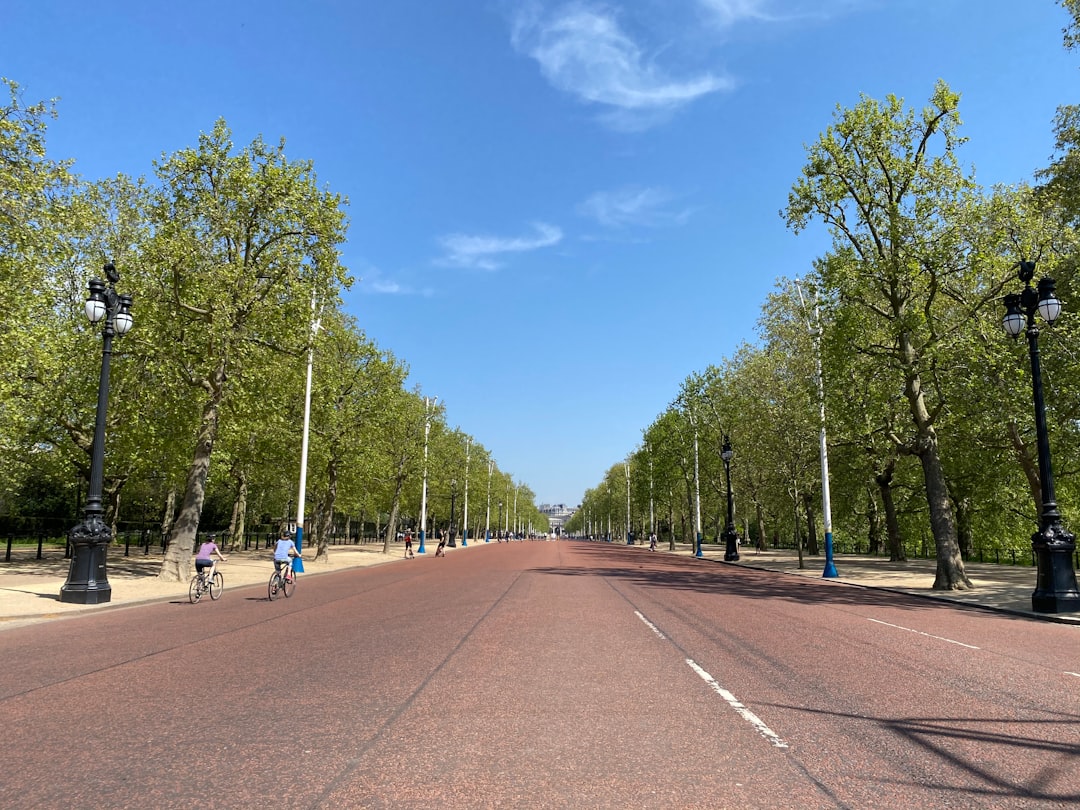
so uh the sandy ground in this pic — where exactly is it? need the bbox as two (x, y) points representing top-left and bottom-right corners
(0, 539), (424, 628)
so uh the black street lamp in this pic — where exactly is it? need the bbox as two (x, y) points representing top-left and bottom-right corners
(721, 436), (740, 562)
(60, 264), (134, 604)
(1002, 260), (1080, 613)
(448, 478), (458, 547)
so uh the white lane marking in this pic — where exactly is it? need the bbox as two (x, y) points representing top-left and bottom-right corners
(635, 610), (667, 639)
(1067, 672), (1080, 678)
(686, 658), (789, 749)
(867, 618), (979, 649)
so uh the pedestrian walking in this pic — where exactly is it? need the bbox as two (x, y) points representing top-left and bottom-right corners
(649, 532), (657, 551)
(435, 528), (447, 557)
(404, 531), (415, 559)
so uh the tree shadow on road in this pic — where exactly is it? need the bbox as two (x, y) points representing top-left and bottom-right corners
(772, 702), (1080, 805)
(531, 543), (1040, 624)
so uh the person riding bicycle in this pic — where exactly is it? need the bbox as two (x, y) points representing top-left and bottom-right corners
(274, 531), (302, 582)
(195, 533), (227, 582)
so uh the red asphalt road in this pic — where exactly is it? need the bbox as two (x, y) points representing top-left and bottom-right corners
(2, 541), (1079, 809)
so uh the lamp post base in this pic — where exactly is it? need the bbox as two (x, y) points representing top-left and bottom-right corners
(59, 517), (112, 604)
(723, 527), (740, 562)
(1032, 530), (1080, 613)
(822, 531), (839, 578)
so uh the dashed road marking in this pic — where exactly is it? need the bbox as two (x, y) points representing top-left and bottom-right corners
(635, 610), (666, 639)
(685, 658), (789, 749)
(868, 618), (979, 649)
(1067, 672), (1080, 678)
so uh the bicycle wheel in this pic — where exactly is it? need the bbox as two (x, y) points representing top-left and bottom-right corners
(282, 571), (296, 598)
(189, 575), (203, 604)
(209, 571), (223, 600)
(268, 572), (281, 601)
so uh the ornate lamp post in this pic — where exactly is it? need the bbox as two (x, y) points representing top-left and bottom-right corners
(1002, 260), (1080, 613)
(60, 264), (134, 604)
(721, 436), (740, 562)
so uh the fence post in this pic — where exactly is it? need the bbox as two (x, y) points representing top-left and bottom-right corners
(36, 533), (44, 560)
(5, 535), (12, 562)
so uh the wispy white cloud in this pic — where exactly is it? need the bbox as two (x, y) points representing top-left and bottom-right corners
(578, 186), (693, 228)
(437, 222), (564, 270)
(370, 278), (403, 294)
(510, 3), (732, 130)
(695, 0), (857, 27)
(695, 0), (778, 26)
(355, 262), (429, 296)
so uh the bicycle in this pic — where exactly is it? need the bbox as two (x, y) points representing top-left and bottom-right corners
(189, 567), (223, 603)
(268, 559), (296, 600)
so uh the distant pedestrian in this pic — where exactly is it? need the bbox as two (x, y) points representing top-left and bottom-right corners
(435, 528), (447, 557)
(649, 532), (657, 551)
(404, 531), (414, 559)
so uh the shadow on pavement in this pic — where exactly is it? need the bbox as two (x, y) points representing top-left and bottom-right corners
(532, 543), (1041, 623)
(772, 702), (1080, 805)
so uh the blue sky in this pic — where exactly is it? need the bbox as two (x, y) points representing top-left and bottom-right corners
(3, 1), (1076, 507)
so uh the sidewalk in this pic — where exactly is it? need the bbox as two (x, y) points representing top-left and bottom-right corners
(3, 540), (1079, 629)
(666, 542), (1080, 624)
(0, 539), (451, 630)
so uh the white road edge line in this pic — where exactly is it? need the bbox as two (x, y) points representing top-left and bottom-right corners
(867, 618), (980, 649)
(635, 610), (667, 639)
(1067, 672), (1080, 678)
(685, 658), (789, 749)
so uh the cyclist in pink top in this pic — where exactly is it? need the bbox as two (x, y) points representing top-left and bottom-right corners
(195, 534), (227, 581)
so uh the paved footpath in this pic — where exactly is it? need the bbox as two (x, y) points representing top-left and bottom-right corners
(2, 538), (1078, 628)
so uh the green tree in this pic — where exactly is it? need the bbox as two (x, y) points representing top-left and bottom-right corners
(153, 120), (350, 581)
(785, 81), (985, 589)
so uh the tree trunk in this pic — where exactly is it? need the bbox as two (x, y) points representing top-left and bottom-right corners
(159, 363), (224, 582)
(384, 501), (400, 554)
(793, 486), (804, 569)
(919, 438), (972, 589)
(899, 334), (971, 589)
(1007, 419), (1041, 516)
(955, 495), (973, 561)
(668, 498), (676, 551)
(106, 483), (123, 542)
(227, 469), (247, 552)
(160, 486), (176, 544)
(755, 502), (766, 551)
(876, 458), (905, 561)
(864, 488), (879, 555)
(317, 458), (337, 562)
(804, 492), (819, 556)
(384, 454), (409, 553)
